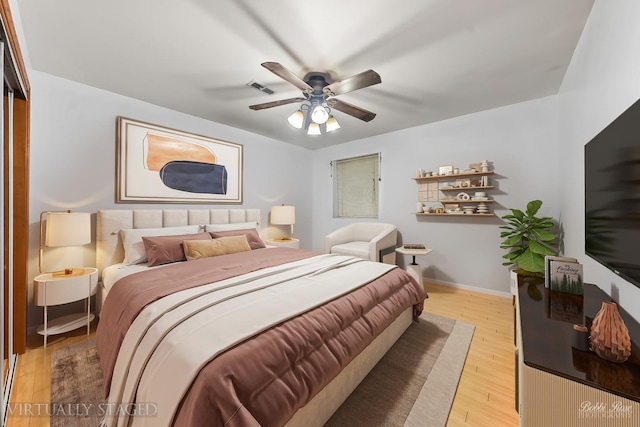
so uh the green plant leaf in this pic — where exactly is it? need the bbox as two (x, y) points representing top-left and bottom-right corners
(499, 199), (559, 273)
(529, 240), (557, 256)
(531, 228), (556, 242)
(503, 251), (521, 261)
(515, 248), (545, 273)
(530, 219), (553, 229)
(511, 209), (525, 221)
(526, 200), (542, 216)
(501, 235), (523, 246)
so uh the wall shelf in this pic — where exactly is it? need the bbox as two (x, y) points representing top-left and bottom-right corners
(414, 167), (496, 216)
(414, 212), (495, 217)
(412, 171), (495, 181)
(439, 185), (495, 192)
(439, 199), (495, 203)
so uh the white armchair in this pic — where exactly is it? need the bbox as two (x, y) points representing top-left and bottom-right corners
(324, 222), (398, 264)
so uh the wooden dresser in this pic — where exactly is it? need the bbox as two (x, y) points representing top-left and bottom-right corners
(515, 276), (640, 426)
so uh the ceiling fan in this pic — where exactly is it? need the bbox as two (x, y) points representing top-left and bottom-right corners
(249, 62), (381, 134)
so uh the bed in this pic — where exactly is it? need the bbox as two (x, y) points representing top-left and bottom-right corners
(94, 209), (426, 427)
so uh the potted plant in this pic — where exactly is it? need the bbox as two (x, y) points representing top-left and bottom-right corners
(500, 199), (558, 276)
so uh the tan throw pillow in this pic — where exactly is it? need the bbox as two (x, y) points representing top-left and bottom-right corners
(183, 235), (252, 261)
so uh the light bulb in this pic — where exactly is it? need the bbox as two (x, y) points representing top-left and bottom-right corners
(287, 110), (304, 129)
(307, 122), (321, 135)
(311, 105), (329, 124)
(325, 116), (340, 132)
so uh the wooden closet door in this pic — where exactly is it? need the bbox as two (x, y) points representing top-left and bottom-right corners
(3, 95), (29, 355)
(1, 0), (31, 356)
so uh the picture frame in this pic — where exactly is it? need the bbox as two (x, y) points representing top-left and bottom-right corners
(116, 117), (243, 203)
(438, 165), (454, 176)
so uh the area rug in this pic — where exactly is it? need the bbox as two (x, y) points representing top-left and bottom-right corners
(325, 311), (475, 427)
(50, 311), (474, 427)
(50, 339), (103, 427)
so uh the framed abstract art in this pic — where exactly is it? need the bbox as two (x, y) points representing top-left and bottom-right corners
(116, 117), (243, 203)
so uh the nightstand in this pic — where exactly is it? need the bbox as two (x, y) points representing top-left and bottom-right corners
(266, 238), (300, 249)
(34, 267), (98, 348)
(395, 246), (432, 290)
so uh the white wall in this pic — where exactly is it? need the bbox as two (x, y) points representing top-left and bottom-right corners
(27, 71), (313, 328)
(23, 0), (640, 329)
(558, 0), (640, 318)
(311, 96), (561, 295)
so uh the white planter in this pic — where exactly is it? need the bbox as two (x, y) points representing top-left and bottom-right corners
(510, 270), (518, 296)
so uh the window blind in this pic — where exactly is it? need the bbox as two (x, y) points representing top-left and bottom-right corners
(333, 153), (379, 218)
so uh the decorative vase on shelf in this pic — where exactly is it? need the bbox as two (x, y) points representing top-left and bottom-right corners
(589, 301), (632, 363)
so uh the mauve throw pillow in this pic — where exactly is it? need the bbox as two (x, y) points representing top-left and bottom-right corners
(142, 232), (211, 266)
(209, 228), (266, 250)
(120, 225), (201, 265)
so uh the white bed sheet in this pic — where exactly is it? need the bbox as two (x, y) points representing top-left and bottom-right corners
(99, 248), (279, 314)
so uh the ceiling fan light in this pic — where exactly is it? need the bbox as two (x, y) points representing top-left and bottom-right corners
(307, 122), (321, 135)
(311, 105), (329, 124)
(325, 116), (340, 132)
(287, 110), (304, 129)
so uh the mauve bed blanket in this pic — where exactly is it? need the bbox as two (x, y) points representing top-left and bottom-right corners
(96, 248), (426, 427)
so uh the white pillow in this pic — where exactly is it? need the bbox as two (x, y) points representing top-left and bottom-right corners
(205, 221), (258, 232)
(120, 225), (201, 265)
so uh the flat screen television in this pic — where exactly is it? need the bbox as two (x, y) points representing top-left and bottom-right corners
(584, 98), (640, 289)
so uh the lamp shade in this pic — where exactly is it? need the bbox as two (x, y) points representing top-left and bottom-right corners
(45, 212), (91, 247)
(326, 116), (341, 132)
(287, 110), (304, 129)
(307, 122), (321, 135)
(271, 205), (295, 225)
(311, 105), (329, 124)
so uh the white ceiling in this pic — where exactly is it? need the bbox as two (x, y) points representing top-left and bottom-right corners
(16, 0), (594, 150)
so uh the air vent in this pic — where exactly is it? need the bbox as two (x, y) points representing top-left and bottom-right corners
(247, 80), (275, 95)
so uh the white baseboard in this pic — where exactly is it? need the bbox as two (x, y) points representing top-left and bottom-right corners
(424, 277), (512, 299)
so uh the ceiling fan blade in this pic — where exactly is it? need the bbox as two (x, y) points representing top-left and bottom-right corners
(328, 98), (377, 122)
(323, 69), (381, 96)
(249, 97), (306, 110)
(261, 62), (313, 93)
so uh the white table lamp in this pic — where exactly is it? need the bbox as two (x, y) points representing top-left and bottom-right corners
(271, 205), (295, 240)
(39, 210), (91, 275)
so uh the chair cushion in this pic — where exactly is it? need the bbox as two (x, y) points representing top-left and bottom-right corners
(330, 241), (371, 260)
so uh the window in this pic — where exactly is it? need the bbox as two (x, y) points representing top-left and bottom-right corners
(333, 153), (380, 218)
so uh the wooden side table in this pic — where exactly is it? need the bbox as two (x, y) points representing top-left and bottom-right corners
(395, 246), (432, 289)
(266, 238), (300, 249)
(34, 267), (98, 348)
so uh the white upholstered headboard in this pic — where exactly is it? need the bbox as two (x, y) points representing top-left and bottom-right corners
(96, 209), (261, 277)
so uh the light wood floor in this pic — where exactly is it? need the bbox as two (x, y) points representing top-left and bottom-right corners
(424, 282), (519, 427)
(6, 323), (98, 427)
(6, 282), (518, 427)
